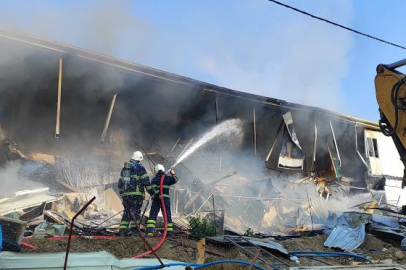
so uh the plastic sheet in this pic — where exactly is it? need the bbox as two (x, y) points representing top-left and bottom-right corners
(0, 251), (187, 270)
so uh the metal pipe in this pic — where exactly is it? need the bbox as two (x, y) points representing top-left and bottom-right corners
(307, 193), (314, 231)
(165, 138), (180, 162)
(186, 193), (213, 217)
(63, 196), (96, 270)
(91, 210), (123, 226)
(170, 138), (180, 153)
(56, 58), (62, 138)
(384, 58), (406, 70)
(176, 138), (194, 160)
(330, 121), (341, 167)
(129, 210), (164, 267)
(354, 123), (369, 169)
(212, 194), (217, 235)
(247, 249), (261, 270)
(100, 93), (117, 143)
(181, 171), (237, 215)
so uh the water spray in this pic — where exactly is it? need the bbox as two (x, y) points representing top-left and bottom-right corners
(165, 119), (242, 173)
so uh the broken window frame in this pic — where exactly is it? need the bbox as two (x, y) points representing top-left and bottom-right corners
(366, 137), (379, 158)
(277, 111), (305, 170)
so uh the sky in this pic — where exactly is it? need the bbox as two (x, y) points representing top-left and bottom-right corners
(0, 0), (405, 121)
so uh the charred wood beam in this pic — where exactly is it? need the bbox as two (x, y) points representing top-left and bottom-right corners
(55, 58), (62, 138)
(100, 93), (117, 143)
(0, 118), (4, 140)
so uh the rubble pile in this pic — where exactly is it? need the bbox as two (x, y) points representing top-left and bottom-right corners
(1, 136), (406, 269)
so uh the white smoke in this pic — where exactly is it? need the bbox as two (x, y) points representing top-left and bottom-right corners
(0, 161), (44, 199)
(194, 0), (353, 112)
(0, 0), (154, 61)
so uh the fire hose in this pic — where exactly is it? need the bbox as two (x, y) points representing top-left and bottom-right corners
(133, 174), (167, 258)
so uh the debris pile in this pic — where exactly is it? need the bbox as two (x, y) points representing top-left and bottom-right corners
(1, 152), (406, 269)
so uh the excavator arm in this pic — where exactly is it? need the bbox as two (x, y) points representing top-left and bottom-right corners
(375, 59), (406, 188)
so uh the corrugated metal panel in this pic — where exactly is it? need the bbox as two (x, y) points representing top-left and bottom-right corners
(0, 188), (62, 216)
(247, 238), (289, 255)
(371, 214), (400, 228)
(207, 235), (289, 255)
(324, 223), (365, 251)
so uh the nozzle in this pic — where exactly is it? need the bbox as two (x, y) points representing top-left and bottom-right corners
(165, 165), (174, 174)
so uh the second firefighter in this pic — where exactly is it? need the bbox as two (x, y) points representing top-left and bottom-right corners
(146, 164), (178, 237)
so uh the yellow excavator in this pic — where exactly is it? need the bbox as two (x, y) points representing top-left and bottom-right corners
(375, 60), (406, 188)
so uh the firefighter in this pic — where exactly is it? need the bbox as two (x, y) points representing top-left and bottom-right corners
(118, 151), (151, 236)
(146, 164), (178, 237)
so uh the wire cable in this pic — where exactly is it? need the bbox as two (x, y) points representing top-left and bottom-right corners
(290, 251), (372, 263)
(192, 260), (268, 270)
(133, 263), (199, 270)
(132, 260), (268, 270)
(267, 0), (406, 50)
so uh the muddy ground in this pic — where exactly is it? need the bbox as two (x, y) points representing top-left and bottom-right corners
(21, 233), (406, 269)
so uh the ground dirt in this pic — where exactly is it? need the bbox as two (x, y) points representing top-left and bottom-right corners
(22, 236), (253, 270)
(21, 233), (406, 269)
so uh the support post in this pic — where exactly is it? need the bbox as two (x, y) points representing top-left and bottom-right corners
(253, 106), (257, 156)
(0, 119), (4, 140)
(215, 93), (221, 170)
(100, 93), (117, 143)
(212, 194), (217, 235)
(312, 115), (318, 172)
(55, 58), (63, 138)
(215, 93), (219, 124)
(265, 121), (284, 162)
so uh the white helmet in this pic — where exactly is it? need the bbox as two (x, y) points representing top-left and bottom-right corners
(154, 164), (165, 174)
(131, 151), (143, 162)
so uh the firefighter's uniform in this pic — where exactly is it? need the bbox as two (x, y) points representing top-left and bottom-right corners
(146, 171), (178, 237)
(118, 160), (150, 235)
